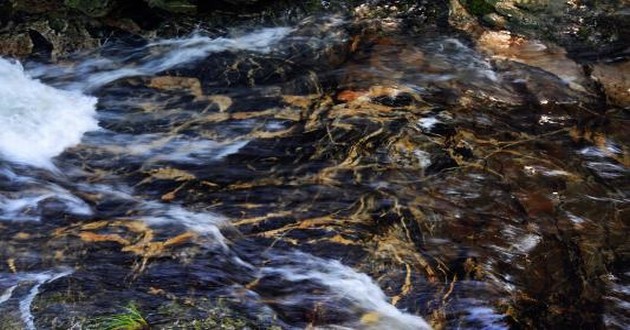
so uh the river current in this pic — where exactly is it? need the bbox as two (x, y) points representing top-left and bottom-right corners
(0, 14), (627, 330)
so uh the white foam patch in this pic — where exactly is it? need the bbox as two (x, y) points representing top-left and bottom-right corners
(464, 301), (508, 329)
(417, 117), (440, 131)
(0, 58), (98, 169)
(413, 150), (432, 168)
(435, 38), (498, 82)
(142, 203), (228, 250)
(262, 252), (431, 330)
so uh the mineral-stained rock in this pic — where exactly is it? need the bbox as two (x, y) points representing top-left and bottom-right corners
(477, 30), (589, 93)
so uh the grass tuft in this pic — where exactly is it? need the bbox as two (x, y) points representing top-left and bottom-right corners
(92, 303), (149, 330)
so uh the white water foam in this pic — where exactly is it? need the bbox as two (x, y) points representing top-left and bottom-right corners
(417, 117), (440, 131)
(0, 58), (98, 169)
(262, 252), (431, 330)
(463, 300), (508, 330)
(142, 203), (229, 250)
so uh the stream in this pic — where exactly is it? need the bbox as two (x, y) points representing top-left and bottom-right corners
(0, 11), (628, 330)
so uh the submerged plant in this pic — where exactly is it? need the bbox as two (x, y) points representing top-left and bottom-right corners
(91, 303), (149, 330)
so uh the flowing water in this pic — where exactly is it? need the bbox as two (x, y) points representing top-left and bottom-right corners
(0, 13), (628, 330)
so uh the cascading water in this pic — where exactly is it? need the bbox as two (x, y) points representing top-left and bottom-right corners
(0, 59), (98, 169)
(0, 7), (626, 329)
(0, 25), (433, 329)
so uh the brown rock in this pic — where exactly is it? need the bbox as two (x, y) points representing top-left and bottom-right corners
(0, 32), (33, 57)
(591, 61), (630, 107)
(477, 30), (588, 93)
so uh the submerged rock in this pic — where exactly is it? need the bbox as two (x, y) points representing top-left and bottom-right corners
(591, 61), (630, 107)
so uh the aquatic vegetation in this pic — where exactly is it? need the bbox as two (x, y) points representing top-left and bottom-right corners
(90, 303), (149, 330)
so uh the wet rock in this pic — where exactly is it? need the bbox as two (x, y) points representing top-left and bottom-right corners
(9, 0), (61, 14)
(64, 0), (117, 17)
(456, 0), (629, 60)
(164, 16), (351, 93)
(448, 1), (600, 103)
(591, 61), (630, 108)
(221, 0), (261, 4)
(448, 0), (485, 38)
(0, 17), (103, 59)
(0, 32), (34, 57)
(27, 20), (100, 60)
(353, 0), (449, 32)
(145, 0), (197, 14)
(477, 30), (590, 93)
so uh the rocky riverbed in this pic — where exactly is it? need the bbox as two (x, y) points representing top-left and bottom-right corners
(0, 1), (628, 329)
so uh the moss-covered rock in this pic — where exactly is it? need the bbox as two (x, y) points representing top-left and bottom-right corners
(463, 0), (496, 16)
(64, 0), (117, 17)
(152, 300), (283, 330)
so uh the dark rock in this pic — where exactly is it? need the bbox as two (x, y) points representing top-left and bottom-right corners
(64, 0), (117, 17)
(145, 0), (197, 14)
(9, 0), (62, 15)
(222, 0), (261, 4)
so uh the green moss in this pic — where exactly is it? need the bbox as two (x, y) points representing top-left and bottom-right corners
(154, 300), (283, 330)
(464, 0), (496, 17)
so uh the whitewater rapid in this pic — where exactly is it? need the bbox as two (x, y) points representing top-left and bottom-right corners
(0, 58), (98, 169)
